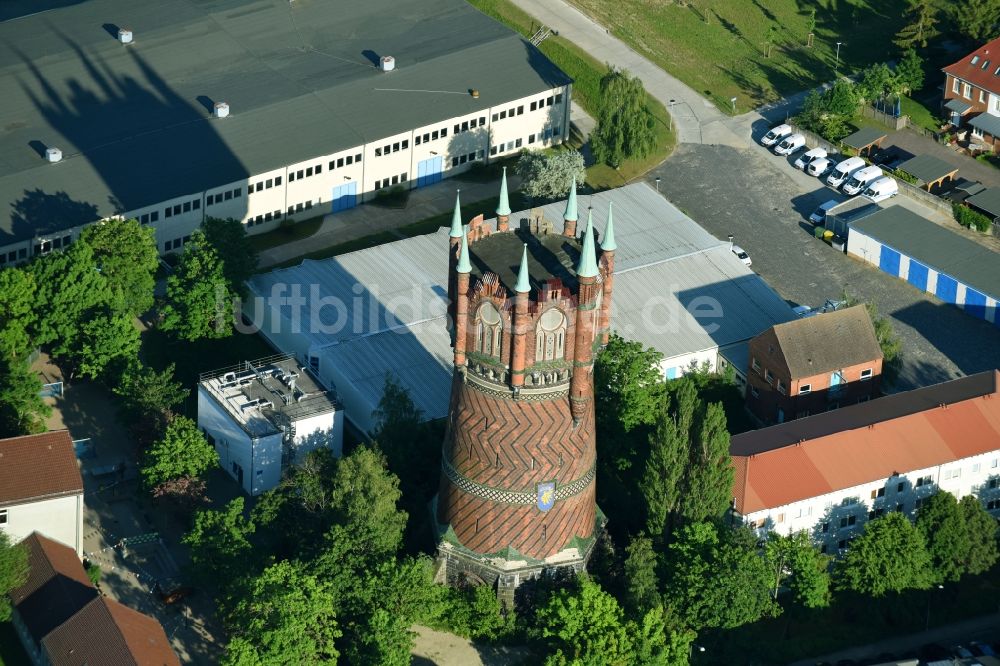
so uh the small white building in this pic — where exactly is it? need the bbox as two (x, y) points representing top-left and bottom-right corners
(732, 370), (1000, 554)
(0, 431), (84, 557)
(197, 354), (343, 496)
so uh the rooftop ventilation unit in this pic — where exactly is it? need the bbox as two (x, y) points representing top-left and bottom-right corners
(214, 102), (230, 119)
(118, 28), (133, 44)
(46, 147), (62, 163)
(379, 56), (395, 72)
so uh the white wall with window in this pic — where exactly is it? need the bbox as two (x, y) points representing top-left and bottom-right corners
(0, 494), (84, 557)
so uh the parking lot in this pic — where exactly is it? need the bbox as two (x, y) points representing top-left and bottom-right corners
(652, 136), (1000, 392)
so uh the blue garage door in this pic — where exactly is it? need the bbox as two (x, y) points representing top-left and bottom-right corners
(907, 260), (929, 292)
(936, 274), (958, 304)
(416, 156), (443, 188)
(331, 182), (358, 213)
(965, 287), (988, 320)
(878, 246), (901, 277)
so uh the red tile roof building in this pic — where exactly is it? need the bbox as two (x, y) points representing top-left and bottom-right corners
(0, 430), (84, 555)
(731, 371), (1000, 553)
(942, 37), (1000, 149)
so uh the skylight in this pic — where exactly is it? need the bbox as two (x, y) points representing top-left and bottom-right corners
(984, 60), (992, 70)
(972, 55), (981, 65)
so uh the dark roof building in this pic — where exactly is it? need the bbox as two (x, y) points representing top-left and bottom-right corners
(966, 187), (1000, 219)
(896, 154), (959, 191)
(841, 127), (887, 155)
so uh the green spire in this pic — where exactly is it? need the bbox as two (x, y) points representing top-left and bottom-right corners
(496, 167), (511, 217)
(577, 208), (598, 278)
(602, 201), (617, 252)
(515, 243), (530, 293)
(456, 225), (471, 273)
(563, 177), (578, 222)
(449, 190), (463, 238)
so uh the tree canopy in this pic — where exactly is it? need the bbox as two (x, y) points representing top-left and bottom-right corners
(79, 218), (159, 317)
(142, 416), (219, 489)
(202, 217), (259, 297)
(958, 495), (999, 575)
(0, 530), (28, 622)
(0, 268), (36, 362)
(183, 498), (256, 590)
(515, 149), (587, 200)
(160, 231), (234, 341)
(894, 0), (940, 49)
(766, 531), (832, 609)
(953, 0), (1000, 42)
(836, 512), (934, 597)
(592, 68), (657, 168)
(0, 357), (51, 437)
(113, 361), (189, 424)
(895, 49), (925, 95)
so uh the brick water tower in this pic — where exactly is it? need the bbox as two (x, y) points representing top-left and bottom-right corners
(435, 171), (615, 604)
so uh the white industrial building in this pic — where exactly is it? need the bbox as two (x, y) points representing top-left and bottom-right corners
(732, 371), (1000, 554)
(244, 183), (796, 433)
(197, 354), (342, 495)
(0, 431), (85, 557)
(0, 0), (571, 264)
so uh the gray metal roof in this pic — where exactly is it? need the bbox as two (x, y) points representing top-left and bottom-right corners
(0, 0), (570, 245)
(841, 127), (887, 149)
(966, 187), (1000, 217)
(970, 112), (1000, 138)
(897, 154), (958, 183)
(851, 206), (1000, 299)
(945, 98), (972, 114)
(249, 183), (796, 426)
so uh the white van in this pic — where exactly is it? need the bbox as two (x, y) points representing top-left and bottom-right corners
(761, 124), (792, 147)
(826, 156), (866, 188)
(842, 165), (883, 196)
(774, 133), (806, 156)
(794, 147), (828, 170)
(861, 176), (898, 203)
(807, 157), (834, 177)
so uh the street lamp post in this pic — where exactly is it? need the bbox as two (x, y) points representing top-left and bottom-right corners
(730, 96), (737, 113)
(654, 176), (661, 193)
(925, 584), (944, 631)
(689, 644), (706, 660)
(728, 234), (734, 250)
(835, 41), (843, 68)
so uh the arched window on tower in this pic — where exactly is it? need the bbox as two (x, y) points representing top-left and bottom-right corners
(475, 302), (502, 358)
(535, 308), (567, 361)
(592, 287), (603, 341)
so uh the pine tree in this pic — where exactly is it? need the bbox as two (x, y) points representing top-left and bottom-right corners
(641, 388), (692, 539)
(681, 401), (733, 524)
(894, 0), (940, 49)
(623, 535), (661, 616)
(954, 0), (1000, 42)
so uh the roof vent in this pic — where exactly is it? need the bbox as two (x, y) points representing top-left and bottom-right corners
(214, 102), (230, 119)
(470, 89), (480, 99)
(379, 56), (395, 72)
(46, 147), (62, 163)
(118, 28), (133, 44)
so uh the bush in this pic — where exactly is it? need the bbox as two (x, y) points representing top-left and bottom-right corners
(894, 169), (919, 185)
(953, 204), (993, 233)
(420, 583), (517, 642)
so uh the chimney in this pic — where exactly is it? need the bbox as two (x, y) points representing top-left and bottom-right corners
(214, 102), (230, 119)
(118, 28), (133, 44)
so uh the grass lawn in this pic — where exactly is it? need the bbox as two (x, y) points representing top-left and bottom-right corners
(566, 0), (909, 112)
(247, 216), (323, 253)
(0, 623), (30, 666)
(467, 0), (675, 186)
(901, 94), (943, 134)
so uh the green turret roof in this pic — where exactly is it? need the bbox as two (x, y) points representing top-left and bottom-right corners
(515, 243), (531, 292)
(563, 177), (578, 222)
(602, 201), (617, 252)
(496, 167), (511, 217)
(456, 225), (471, 273)
(577, 208), (598, 278)
(449, 191), (463, 238)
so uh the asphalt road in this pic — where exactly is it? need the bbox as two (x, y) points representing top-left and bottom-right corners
(651, 140), (1000, 392)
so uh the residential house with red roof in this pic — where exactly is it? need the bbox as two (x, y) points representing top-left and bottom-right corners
(943, 37), (1000, 150)
(731, 370), (1000, 555)
(0, 431), (84, 556)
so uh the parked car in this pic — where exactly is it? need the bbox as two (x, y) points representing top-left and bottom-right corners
(807, 156), (834, 177)
(842, 165), (884, 196)
(795, 147), (828, 170)
(761, 123), (792, 146)
(970, 641), (996, 657)
(861, 176), (898, 203)
(774, 133), (806, 156)
(792, 304), (819, 318)
(826, 156), (866, 188)
(872, 147), (908, 171)
(731, 244), (752, 266)
(809, 199), (839, 225)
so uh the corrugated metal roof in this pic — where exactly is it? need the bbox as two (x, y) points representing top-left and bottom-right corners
(944, 98), (973, 114)
(970, 112), (1000, 138)
(851, 206), (1000, 300)
(966, 187), (1000, 217)
(0, 0), (570, 243)
(732, 371), (1000, 513)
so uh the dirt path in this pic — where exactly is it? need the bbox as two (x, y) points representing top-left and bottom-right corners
(410, 626), (531, 666)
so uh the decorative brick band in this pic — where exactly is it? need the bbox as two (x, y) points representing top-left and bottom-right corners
(442, 458), (596, 505)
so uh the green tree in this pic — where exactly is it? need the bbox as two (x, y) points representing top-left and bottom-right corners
(844, 296), (903, 385)
(959, 495), (999, 575)
(894, 0), (940, 49)
(916, 491), (970, 583)
(142, 416), (219, 489)
(624, 534), (661, 616)
(202, 217), (259, 297)
(895, 49), (925, 95)
(515, 150), (587, 200)
(79, 218), (159, 316)
(766, 531), (832, 608)
(0, 268), (36, 362)
(329, 446), (407, 560)
(642, 389), (691, 539)
(160, 231), (233, 341)
(663, 522), (779, 630)
(595, 335), (665, 435)
(592, 68), (657, 168)
(825, 79), (861, 117)
(68, 312), (141, 380)
(680, 401), (733, 524)
(182, 498), (255, 589)
(29, 242), (109, 355)
(953, 0), (1000, 42)
(0, 530), (28, 621)
(836, 512), (934, 597)
(858, 62), (897, 103)
(536, 578), (635, 666)
(0, 358), (51, 437)
(223, 560), (340, 666)
(113, 361), (189, 423)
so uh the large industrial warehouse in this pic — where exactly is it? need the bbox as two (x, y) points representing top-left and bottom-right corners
(0, 0), (571, 264)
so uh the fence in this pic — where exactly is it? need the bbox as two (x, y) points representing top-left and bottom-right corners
(862, 105), (907, 131)
(895, 178), (955, 217)
(39, 381), (63, 398)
